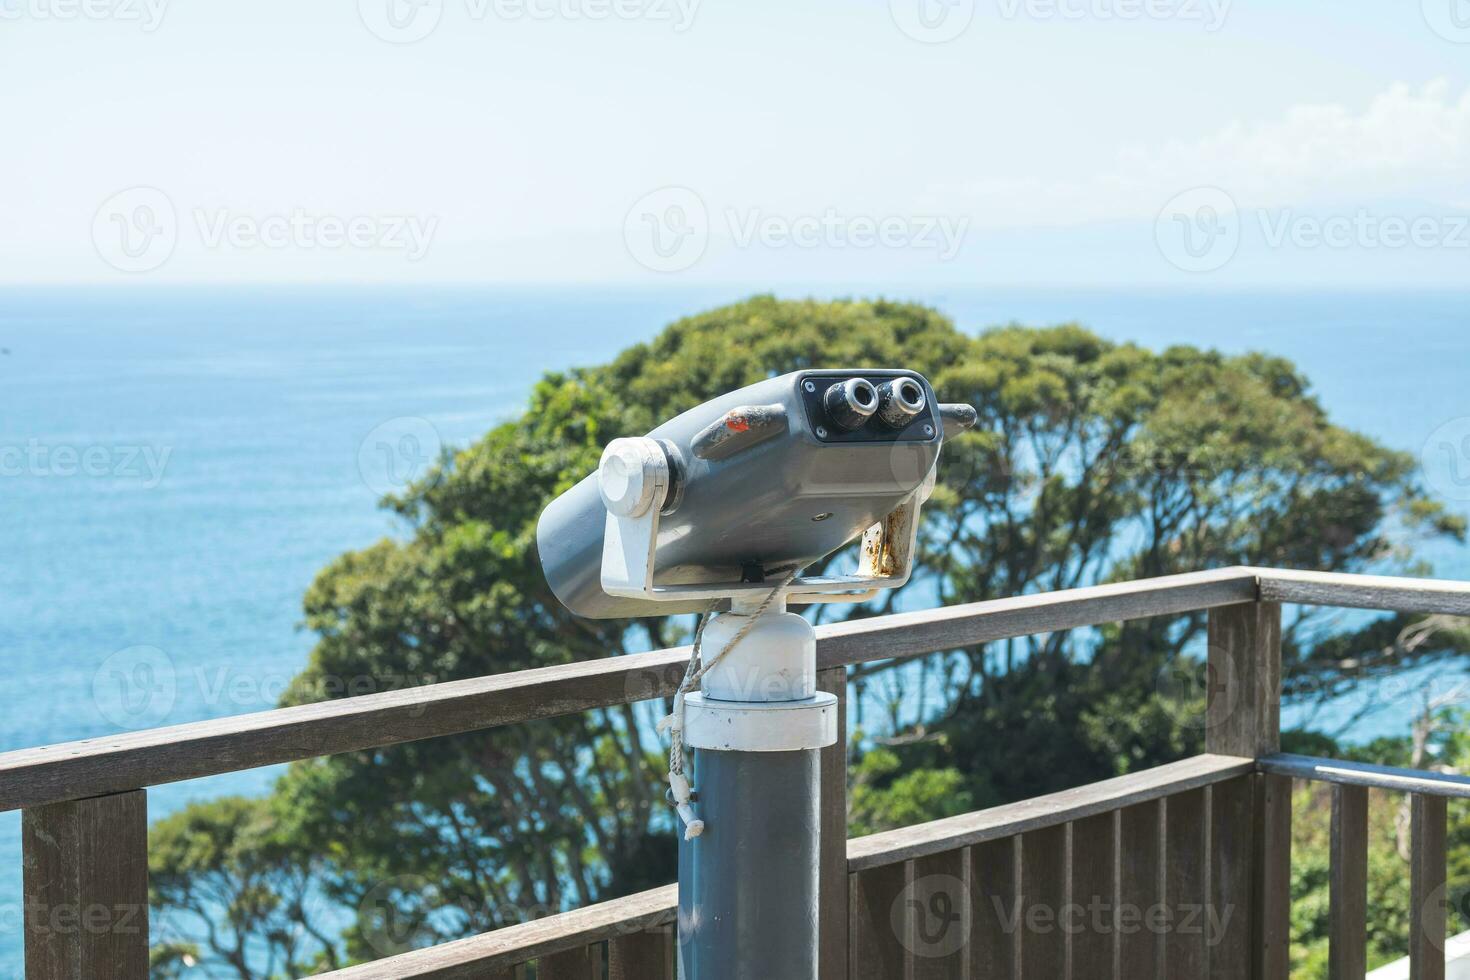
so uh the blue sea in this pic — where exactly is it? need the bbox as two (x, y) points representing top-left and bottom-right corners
(2, 286), (1468, 975)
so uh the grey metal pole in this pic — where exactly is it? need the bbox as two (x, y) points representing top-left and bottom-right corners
(677, 749), (822, 980)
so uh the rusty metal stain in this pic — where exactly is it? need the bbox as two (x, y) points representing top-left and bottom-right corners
(861, 501), (911, 577)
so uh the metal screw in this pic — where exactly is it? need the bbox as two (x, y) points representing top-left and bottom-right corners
(803, 381), (817, 393)
(815, 426), (829, 439)
(923, 424), (935, 437)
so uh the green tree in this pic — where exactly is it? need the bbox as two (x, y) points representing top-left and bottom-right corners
(147, 296), (1465, 972)
(149, 796), (337, 977)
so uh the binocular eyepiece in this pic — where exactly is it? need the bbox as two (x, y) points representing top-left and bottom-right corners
(821, 378), (876, 430)
(819, 377), (927, 432)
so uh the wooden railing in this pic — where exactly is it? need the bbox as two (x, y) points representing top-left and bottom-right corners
(6, 566), (1470, 979)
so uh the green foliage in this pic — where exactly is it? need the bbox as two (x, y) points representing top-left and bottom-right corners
(847, 744), (975, 838)
(144, 296), (1466, 973)
(1288, 781), (1415, 977)
(1286, 713), (1470, 978)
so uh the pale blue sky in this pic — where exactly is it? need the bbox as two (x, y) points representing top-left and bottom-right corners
(3, 0), (1468, 284)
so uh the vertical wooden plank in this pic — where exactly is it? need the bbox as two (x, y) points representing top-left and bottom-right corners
(1206, 601), (1282, 759)
(970, 837), (1020, 980)
(850, 863), (910, 980)
(23, 790), (149, 980)
(909, 849), (970, 980)
(538, 944), (595, 980)
(1209, 600), (1288, 980)
(1164, 788), (1208, 979)
(1117, 800), (1163, 980)
(1255, 773), (1293, 980)
(1328, 784), (1368, 980)
(1210, 778), (1254, 980)
(818, 666), (850, 980)
(1410, 794), (1448, 980)
(1070, 812), (1116, 979)
(609, 928), (673, 980)
(1019, 824), (1068, 980)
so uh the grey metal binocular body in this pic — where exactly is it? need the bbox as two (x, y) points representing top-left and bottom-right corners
(536, 368), (976, 619)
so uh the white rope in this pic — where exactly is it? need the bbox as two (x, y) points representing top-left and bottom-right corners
(659, 568), (801, 839)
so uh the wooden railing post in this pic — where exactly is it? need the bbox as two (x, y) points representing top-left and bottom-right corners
(1208, 601), (1289, 980)
(818, 666), (850, 980)
(23, 790), (149, 980)
(1328, 784), (1369, 980)
(1207, 601), (1281, 759)
(1410, 793), (1448, 980)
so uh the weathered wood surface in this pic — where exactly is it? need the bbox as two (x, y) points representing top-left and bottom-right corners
(0, 568), (1259, 813)
(1254, 773), (1293, 980)
(1210, 778), (1254, 980)
(1117, 799), (1163, 980)
(320, 885), (675, 979)
(537, 943), (598, 980)
(1410, 794), (1448, 980)
(22, 790), (149, 980)
(909, 849), (969, 980)
(1019, 824), (1068, 980)
(608, 929), (673, 980)
(1070, 811), (1116, 977)
(1328, 784), (1368, 980)
(1260, 753), (1470, 799)
(818, 666), (850, 980)
(0, 644), (689, 815)
(849, 862), (909, 980)
(1256, 567), (1470, 616)
(816, 566), (1257, 669)
(1207, 602), (1282, 759)
(1164, 788), (1208, 979)
(848, 754), (1254, 871)
(970, 837), (1020, 980)
(1208, 602), (1290, 980)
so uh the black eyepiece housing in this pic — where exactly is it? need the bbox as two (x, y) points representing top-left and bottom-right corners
(823, 378), (878, 431)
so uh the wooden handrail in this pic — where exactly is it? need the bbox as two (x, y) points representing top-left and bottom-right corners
(0, 567), (1258, 813)
(1256, 568), (1470, 616)
(323, 885), (678, 980)
(4, 565), (1468, 813)
(845, 752), (1255, 871)
(808, 565), (1257, 667)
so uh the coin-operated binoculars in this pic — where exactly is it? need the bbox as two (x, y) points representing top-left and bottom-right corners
(537, 369), (975, 980)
